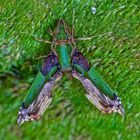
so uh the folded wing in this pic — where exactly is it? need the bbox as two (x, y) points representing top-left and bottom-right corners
(71, 48), (124, 116)
(72, 70), (125, 116)
(18, 72), (62, 126)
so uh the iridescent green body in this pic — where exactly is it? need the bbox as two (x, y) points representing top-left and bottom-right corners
(56, 44), (72, 72)
(55, 21), (72, 72)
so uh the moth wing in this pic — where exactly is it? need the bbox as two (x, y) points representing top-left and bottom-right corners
(72, 70), (125, 116)
(18, 72), (62, 126)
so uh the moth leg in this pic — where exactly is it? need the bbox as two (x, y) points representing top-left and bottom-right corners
(33, 36), (51, 44)
(75, 32), (112, 41)
(18, 71), (62, 126)
(19, 31), (51, 44)
(48, 27), (56, 37)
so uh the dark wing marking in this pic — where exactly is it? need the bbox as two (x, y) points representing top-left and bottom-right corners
(71, 48), (90, 71)
(41, 52), (59, 76)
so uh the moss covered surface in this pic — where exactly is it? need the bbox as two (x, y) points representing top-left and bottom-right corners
(0, 0), (140, 140)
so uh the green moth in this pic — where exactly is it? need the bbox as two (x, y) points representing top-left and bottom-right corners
(18, 20), (124, 126)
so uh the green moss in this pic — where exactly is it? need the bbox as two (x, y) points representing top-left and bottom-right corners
(0, 0), (139, 140)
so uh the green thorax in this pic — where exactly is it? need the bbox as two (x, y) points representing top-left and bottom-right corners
(55, 21), (72, 72)
(56, 44), (72, 72)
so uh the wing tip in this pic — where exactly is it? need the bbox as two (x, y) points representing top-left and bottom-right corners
(17, 104), (27, 126)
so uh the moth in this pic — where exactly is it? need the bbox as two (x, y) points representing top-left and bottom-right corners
(18, 20), (125, 126)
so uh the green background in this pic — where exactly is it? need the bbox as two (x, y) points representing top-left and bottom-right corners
(0, 0), (140, 140)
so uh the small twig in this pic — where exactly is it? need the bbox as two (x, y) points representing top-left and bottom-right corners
(20, 31), (51, 44)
